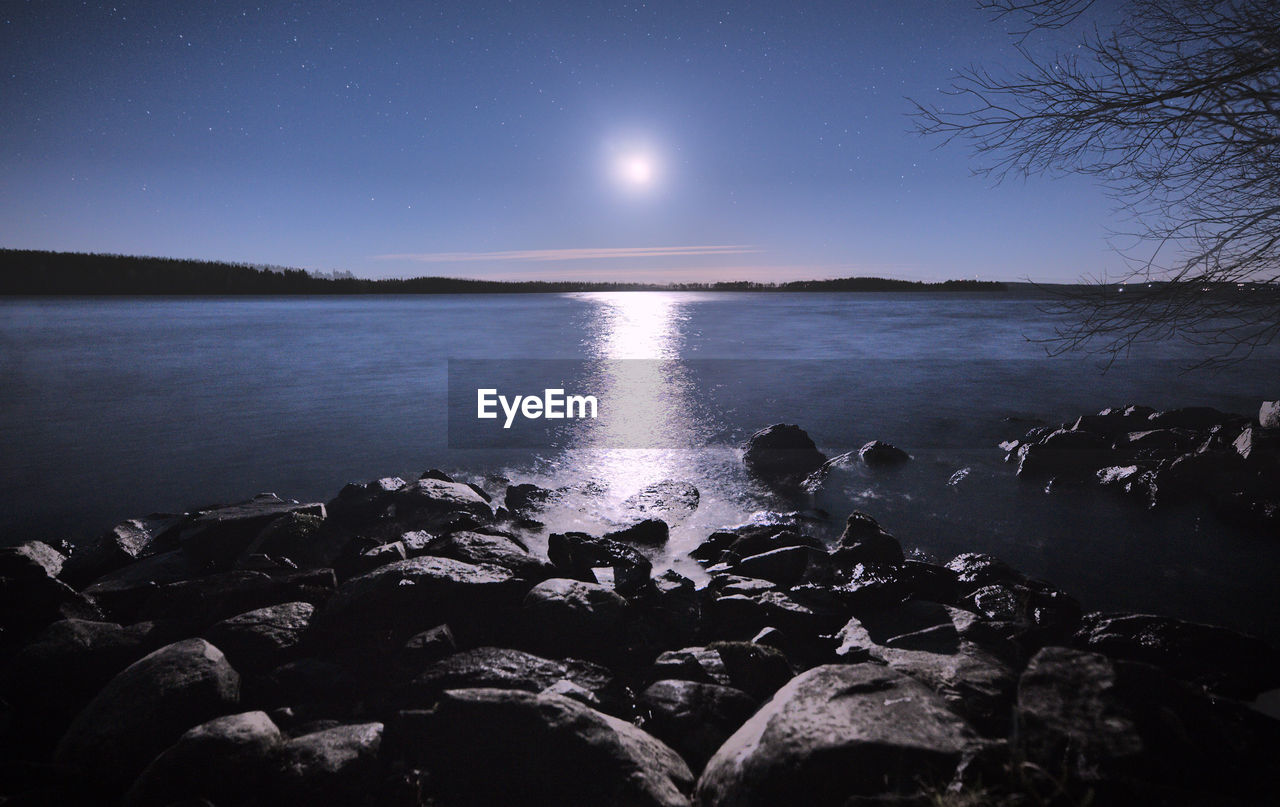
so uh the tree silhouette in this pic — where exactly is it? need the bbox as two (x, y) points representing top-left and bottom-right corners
(915, 0), (1280, 368)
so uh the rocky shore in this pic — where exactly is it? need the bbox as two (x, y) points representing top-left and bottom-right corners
(1, 410), (1278, 806)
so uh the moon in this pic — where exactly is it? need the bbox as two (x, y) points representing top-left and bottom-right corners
(617, 152), (655, 187)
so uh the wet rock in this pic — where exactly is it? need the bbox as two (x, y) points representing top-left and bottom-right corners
(123, 711), (282, 807)
(945, 553), (1024, 593)
(1073, 611), (1280, 698)
(897, 560), (960, 603)
(348, 539), (407, 575)
(135, 568), (334, 628)
(708, 590), (845, 641)
(696, 663), (979, 806)
(835, 601), (1017, 735)
(406, 688), (693, 807)
(547, 531), (653, 597)
(1072, 406), (1153, 438)
(858, 439), (910, 466)
(604, 517), (670, 546)
(82, 550), (208, 619)
(325, 477), (405, 526)
(0, 542), (102, 644)
(203, 601), (314, 674)
(258, 657), (359, 707)
(268, 722), (383, 805)
(622, 480), (701, 522)
(831, 511), (904, 567)
(1, 618), (183, 754)
(1016, 428), (1111, 479)
(61, 515), (183, 587)
(0, 540), (65, 580)
(504, 482), (557, 514)
(1146, 406), (1235, 430)
(427, 530), (553, 579)
(743, 424), (827, 487)
(397, 624), (456, 668)
(522, 578), (629, 662)
(394, 477), (493, 524)
(54, 638), (241, 790)
(722, 528), (826, 564)
(177, 494), (326, 569)
(241, 512), (348, 570)
(311, 556), (519, 652)
(733, 545), (829, 587)
(631, 569), (703, 650)
(640, 680), (758, 770)
(403, 646), (620, 713)
(1261, 400), (1280, 430)
(1233, 425), (1280, 467)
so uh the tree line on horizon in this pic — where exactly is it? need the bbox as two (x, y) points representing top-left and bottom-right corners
(0, 249), (1010, 295)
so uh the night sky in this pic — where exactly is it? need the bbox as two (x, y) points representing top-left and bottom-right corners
(2, 1), (1118, 282)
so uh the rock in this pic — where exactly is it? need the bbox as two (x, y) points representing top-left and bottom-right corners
(1233, 425), (1280, 467)
(325, 477), (405, 526)
(522, 578), (629, 662)
(604, 518), (670, 546)
(696, 663), (979, 806)
(428, 530), (553, 579)
(394, 477), (493, 524)
(123, 711), (282, 807)
(639, 680), (758, 770)
(404, 688), (693, 806)
(135, 568), (334, 628)
(649, 643), (793, 702)
(398, 624), (456, 668)
(1123, 428), (1196, 454)
(1015, 646), (1280, 804)
(1016, 428), (1111, 479)
(733, 545), (829, 587)
(547, 531), (653, 597)
(743, 424), (826, 487)
(503, 483), (558, 514)
(403, 646), (621, 714)
(312, 556), (519, 652)
(1261, 400), (1280, 429)
(177, 494), (326, 569)
(54, 638), (241, 790)
(1145, 406), (1234, 430)
(0, 618), (182, 754)
(897, 560), (960, 603)
(708, 590), (845, 641)
(268, 722), (383, 805)
(831, 511), (904, 567)
(631, 569), (703, 650)
(242, 512), (348, 569)
(348, 539), (407, 575)
(858, 439), (910, 466)
(834, 601), (1017, 734)
(1073, 611), (1280, 698)
(0, 540), (65, 580)
(621, 480), (701, 522)
(203, 601), (315, 674)
(0, 542), (102, 644)
(61, 515), (184, 587)
(257, 657), (358, 707)
(945, 553), (1024, 594)
(82, 549), (208, 618)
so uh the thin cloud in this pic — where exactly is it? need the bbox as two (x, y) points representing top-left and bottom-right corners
(373, 245), (760, 263)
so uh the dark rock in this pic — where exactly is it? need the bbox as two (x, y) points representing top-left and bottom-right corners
(858, 439), (910, 466)
(82, 549), (208, 620)
(0, 540), (65, 580)
(1123, 427), (1196, 454)
(705, 641), (794, 701)
(733, 546), (829, 587)
(640, 680), (758, 770)
(503, 483), (557, 514)
(621, 480), (701, 522)
(708, 590), (845, 641)
(177, 494), (326, 569)
(325, 477), (405, 526)
(394, 477), (493, 524)
(429, 530), (553, 579)
(832, 511), (904, 567)
(241, 512), (348, 570)
(1233, 425), (1280, 467)
(1072, 407), (1152, 439)
(631, 569), (702, 650)
(1, 618), (182, 755)
(348, 540), (407, 576)
(689, 531), (738, 563)
(722, 527), (825, 562)
(945, 553), (1024, 594)
(398, 624), (456, 668)
(123, 711), (282, 807)
(62, 515), (184, 587)
(1015, 646), (1280, 805)
(1016, 428), (1111, 479)
(136, 568), (334, 628)
(203, 601), (314, 674)
(897, 560), (960, 603)
(1261, 400), (1280, 430)
(404, 646), (621, 713)
(1146, 406), (1235, 430)
(258, 658), (358, 707)
(267, 722), (383, 805)
(794, 565), (911, 618)
(404, 688), (693, 806)
(835, 601), (1017, 734)
(743, 424), (827, 487)
(311, 556), (519, 652)
(1073, 611), (1280, 698)
(522, 578), (629, 662)
(54, 638), (241, 790)
(709, 575), (777, 597)
(604, 518), (670, 546)
(696, 663), (979, 806)
(0, 542), (103, 645)
(547, 531), (652, 597)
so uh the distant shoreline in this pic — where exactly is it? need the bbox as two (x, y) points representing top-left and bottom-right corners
(2, 249), (1012, 295)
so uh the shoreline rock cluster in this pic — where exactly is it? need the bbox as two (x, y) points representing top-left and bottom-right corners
(1, 423), (1278, 805)
(1003, 401), (1280, 532)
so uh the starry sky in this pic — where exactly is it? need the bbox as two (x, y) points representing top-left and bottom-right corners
(1, 1), (1121, 283)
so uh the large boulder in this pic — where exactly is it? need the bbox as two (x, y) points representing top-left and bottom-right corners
(742, 424), (826, 487)
(426, 529), (553, 579)
(639, 679), (758, 770)
(1261, 400), (1280, 430)
(401, 688), (693, 806)
(1072, 611), (1280, 698)
(203, 601), (315, 674)
(522, 578), (629, 662)
(621, 480), (701, 522)
(0, 541), (102, 644)
(831, 511), (904, 567)
(239, 511), (350, 570)
(123, 711), (283, 807)
(394, 477), (493, 524)
(61, 515), (183, 587)
(696, 663), (979, 806)
(177, 494), (326, 568)
(1015, 428), (1111, 480)
(54, 638), (241, 790)
(325, 476), (405, 526)
(267, 722), (384, 805)
(311, 556), (519, 651)
(133, 568), (334, 628)
(604, 518), (670, 547)
(547, 531), (653, 597)
(402, 646), (621, 713)
(858, 440), (910, 467)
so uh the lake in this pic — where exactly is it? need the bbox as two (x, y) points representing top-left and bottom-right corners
(2, 292), (1277, 641)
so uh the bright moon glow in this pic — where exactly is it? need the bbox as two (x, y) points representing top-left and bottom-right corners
(620, 154), (653, 185)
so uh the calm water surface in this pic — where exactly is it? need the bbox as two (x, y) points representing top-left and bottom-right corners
(2, 293), (1278, 640)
